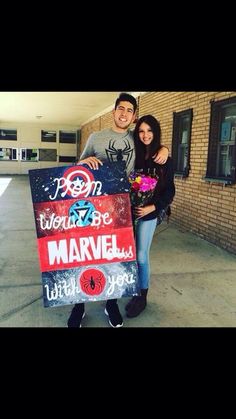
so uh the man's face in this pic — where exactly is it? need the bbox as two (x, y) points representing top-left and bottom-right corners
(113, 101), (136, 131)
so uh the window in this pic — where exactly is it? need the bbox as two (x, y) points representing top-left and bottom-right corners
(172, 109), (193, 177)
(20, 148), (39, 161)
(0, 129), (17, 141)
(39, 149), (57, 161)
(0, 147), (18, 160)
(206, 97), (236, 184)
(59, 156), (76, 163)
(41, 130), (57, 142)
(59, 131), (76, 144)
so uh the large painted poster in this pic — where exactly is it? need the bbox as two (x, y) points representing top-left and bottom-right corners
(29, 162), (139, 307)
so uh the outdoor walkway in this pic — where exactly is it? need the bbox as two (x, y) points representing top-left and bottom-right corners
(0, 175), (236, 327)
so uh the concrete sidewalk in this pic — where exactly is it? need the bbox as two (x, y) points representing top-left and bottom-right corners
(0, 175), (236, 327)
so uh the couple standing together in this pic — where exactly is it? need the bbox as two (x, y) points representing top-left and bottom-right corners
(68, 92), (175, 328)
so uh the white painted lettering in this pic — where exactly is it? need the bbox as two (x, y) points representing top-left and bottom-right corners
(47, 234), (132, 266)
(106, 273), (135, 296)
(39, 211), (112, 231)
(48, 240), (68, 265)
(69, 238), (81, 262)
(44, 277), (81, 301)
(79, 237), (92, 261)
(48, 170), (102, 200)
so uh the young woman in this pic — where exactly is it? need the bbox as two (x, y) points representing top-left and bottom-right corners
(126, 115), (175, 318)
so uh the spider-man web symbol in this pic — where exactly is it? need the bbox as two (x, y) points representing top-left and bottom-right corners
(79, 268), (106, 296)
(105, 139), (133, 168)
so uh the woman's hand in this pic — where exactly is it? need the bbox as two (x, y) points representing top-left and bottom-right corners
(134, 204), (156, 219)
(78, 156), (103, 170)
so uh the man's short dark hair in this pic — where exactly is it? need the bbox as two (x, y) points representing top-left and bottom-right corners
(115, 92), (137, 113)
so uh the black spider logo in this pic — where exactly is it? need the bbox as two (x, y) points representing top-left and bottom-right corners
(105, 139), (133, 168)
(89, 276), (95, 290)
(80, 271), (105, 296)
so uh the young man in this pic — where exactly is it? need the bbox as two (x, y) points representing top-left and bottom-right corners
(67, 92), (168, 328)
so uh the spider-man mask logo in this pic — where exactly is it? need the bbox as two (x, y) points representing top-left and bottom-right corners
(79, 268), (106, 296)
(105, 139), (133, 168)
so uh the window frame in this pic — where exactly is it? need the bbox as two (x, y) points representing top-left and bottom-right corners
(172, 108), (193, 177)
(39, 148), (57, 162)
(20, 148), (39, 162)
(0, 147), (18, 160)
(59, 131), (76, 144)
(58, 155), (77, 163)
(205, 97), (236, 185)
(0, 129), (17, 141)
(41, 130), (57, 142)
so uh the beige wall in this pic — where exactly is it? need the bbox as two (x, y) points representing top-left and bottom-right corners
(0, 122), (79, 174)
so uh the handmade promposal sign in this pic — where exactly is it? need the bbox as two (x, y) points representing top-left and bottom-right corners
(29, 162), (139, 307)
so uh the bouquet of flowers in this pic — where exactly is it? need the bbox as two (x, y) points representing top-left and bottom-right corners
(129, 170), (159, 209)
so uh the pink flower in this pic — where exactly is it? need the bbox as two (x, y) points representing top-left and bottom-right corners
(129, 171), (159, 208)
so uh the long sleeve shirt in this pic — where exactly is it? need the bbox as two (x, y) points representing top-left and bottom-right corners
(135, 157), (175, 221)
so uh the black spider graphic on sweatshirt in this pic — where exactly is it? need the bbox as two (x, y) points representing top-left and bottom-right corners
(105, 139), (133, 168)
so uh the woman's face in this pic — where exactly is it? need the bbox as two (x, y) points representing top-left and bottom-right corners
(138, 122), (154, 146)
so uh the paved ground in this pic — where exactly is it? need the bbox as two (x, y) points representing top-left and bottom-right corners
(0, 175), (236, 327)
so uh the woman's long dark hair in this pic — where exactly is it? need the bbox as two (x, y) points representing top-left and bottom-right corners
(133, 115), (161, 168)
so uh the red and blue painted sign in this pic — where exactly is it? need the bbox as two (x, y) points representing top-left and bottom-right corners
(29, 162), (139, 307)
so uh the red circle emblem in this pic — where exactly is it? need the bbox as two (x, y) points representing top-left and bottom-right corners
(79, 268), (106, 296)
(63, 166), (94, 198)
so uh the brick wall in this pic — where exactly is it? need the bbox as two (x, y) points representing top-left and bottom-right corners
(80, 92), (236, 254)
(80, 117), (101, 153)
